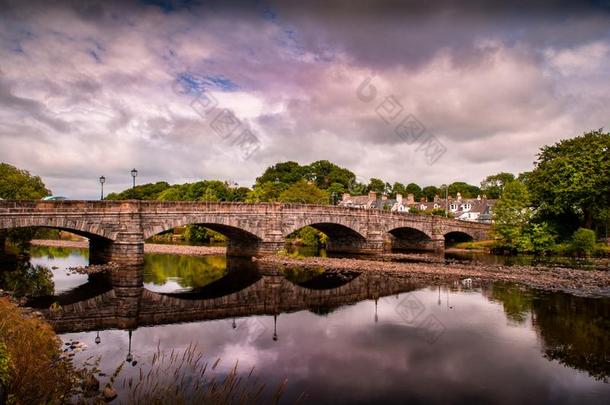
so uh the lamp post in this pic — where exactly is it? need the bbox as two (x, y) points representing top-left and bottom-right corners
(444, 184), (449, 217)
(99, 176), (105, 200)
(130, 168), (138, 190)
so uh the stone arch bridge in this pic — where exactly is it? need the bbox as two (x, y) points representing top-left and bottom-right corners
(0, 200), (490, 265)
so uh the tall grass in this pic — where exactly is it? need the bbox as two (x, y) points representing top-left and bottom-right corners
(79, 343), (294, 404)
(0, 297), (77, 404)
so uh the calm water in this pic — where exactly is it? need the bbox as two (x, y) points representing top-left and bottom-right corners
(3, 246), (610, 403)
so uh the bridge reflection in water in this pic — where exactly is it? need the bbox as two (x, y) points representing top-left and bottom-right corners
(35, 258), (421, 334)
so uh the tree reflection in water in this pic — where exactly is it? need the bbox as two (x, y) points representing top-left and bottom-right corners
(487, 282), (610, 382)
(1, 261), (55, 297)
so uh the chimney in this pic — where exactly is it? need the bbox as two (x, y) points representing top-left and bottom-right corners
(407, 193), (415, 204)
(382, 194), (388, 201)
(342, 193), (350, 202)
(483, 194), (487, 200)
(420, 197), (426, 203)
(477, 195), (481, 201)
(434, 194), (440, 203)
(368, 191), (377, 200)
(457, 192), (462, 201)
(396, 194), (403, 204)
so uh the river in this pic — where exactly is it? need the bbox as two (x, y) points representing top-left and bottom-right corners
(3, 245), (610, 403)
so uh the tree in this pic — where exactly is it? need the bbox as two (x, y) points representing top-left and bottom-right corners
(527, 130), (610, 235)
(480, 172), (515, 199)
(0, 163), (49, 199)
(405, 183), (423, 200)
(367, 178), (387, 195)
(106, 181), (171, 200)
(305, 160), (356, 190)
(278, 180), (329, 205)
(245, 181), (287, 202)
(255, 161), (307, 185)
(448, 182), (481, 199)
(492, 180), (534, 252)
(0, 163), (51, 250)
(391, 182), (406, 198)
(422, 185), (439, 202)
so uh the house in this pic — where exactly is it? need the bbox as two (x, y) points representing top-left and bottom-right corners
(338, 191), (496, 223)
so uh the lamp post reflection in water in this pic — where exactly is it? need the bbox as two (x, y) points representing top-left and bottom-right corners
(126, 330), (136, 366)
(272, 315), (278, 342)
(95, 331), (101, 345)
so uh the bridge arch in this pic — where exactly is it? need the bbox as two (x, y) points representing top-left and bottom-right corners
(444, 231), (474, 246)
(143, 216), (265, 241)
(0, 218), (115, 241)
(387, 226), (434, 251)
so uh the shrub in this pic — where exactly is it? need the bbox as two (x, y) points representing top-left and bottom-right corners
(0, 298), (77, 403)
(568, 228), (597, 257)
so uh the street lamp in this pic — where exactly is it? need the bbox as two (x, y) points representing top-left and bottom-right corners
(99, 176), (105, 200)
(130, 168), (138, 190)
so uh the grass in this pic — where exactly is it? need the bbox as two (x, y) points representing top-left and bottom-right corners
(0, 297), (77, 404)
(113, 343), (293, 404)
(451, 240), (496, 251)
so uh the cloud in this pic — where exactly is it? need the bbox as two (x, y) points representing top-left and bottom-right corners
(0, 0), (609, 198)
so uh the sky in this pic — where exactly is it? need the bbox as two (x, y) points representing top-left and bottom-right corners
(1, 0), (609, 199)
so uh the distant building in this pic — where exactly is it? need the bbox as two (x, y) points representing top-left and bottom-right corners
(338, 191), (496, 223)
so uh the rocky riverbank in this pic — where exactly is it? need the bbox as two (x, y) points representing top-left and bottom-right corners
(256, 255), (610, 297)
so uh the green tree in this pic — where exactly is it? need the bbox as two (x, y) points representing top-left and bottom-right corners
(448, 181), (481, 199)
(492, 180), (534, 252)
(0, 163), (49, 199)
(278, 180), (329, 204)
(527, 130), (610, 234)
(106, 181), (170, 200)
(480, 172), (515, 199)
(245, 181), (287, 202)
(422, 185), (439, 202)
(255, 161), (306, 185)
(305, 160), (356, 190)
(391, 182), (406, 198)
(405, 183), (423, 200)
(367, 178), (387, 195)
(0, 163), (51, 250)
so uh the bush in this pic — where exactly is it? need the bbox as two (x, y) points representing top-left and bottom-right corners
(0, 298), (77, 403)
(568, 228), (597, 257)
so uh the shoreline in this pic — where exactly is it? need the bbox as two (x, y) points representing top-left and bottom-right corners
(256, 255), (610, 298)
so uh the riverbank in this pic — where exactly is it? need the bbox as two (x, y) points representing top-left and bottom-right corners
(256, 255), (610, 297)
(30, 239), (226, 256)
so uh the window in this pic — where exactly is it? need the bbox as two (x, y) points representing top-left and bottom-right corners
(462, 203), (472, 211)
(449, 204), (458, 211)
(420, 204), (427, 210)
(433, 204), (439, 209)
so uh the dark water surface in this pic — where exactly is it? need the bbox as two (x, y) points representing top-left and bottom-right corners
(4, 246), (610, 404)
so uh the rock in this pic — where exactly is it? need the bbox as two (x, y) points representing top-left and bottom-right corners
(83, 373), (100, 392)
(102, 385), (117, 402)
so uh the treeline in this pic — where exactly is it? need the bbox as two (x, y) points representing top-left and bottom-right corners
(105, 160), (512, 205)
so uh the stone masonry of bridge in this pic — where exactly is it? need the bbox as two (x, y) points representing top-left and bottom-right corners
(0, 200), (490, 267)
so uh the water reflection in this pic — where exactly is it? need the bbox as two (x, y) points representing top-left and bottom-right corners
(3, 247), (610, 403)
